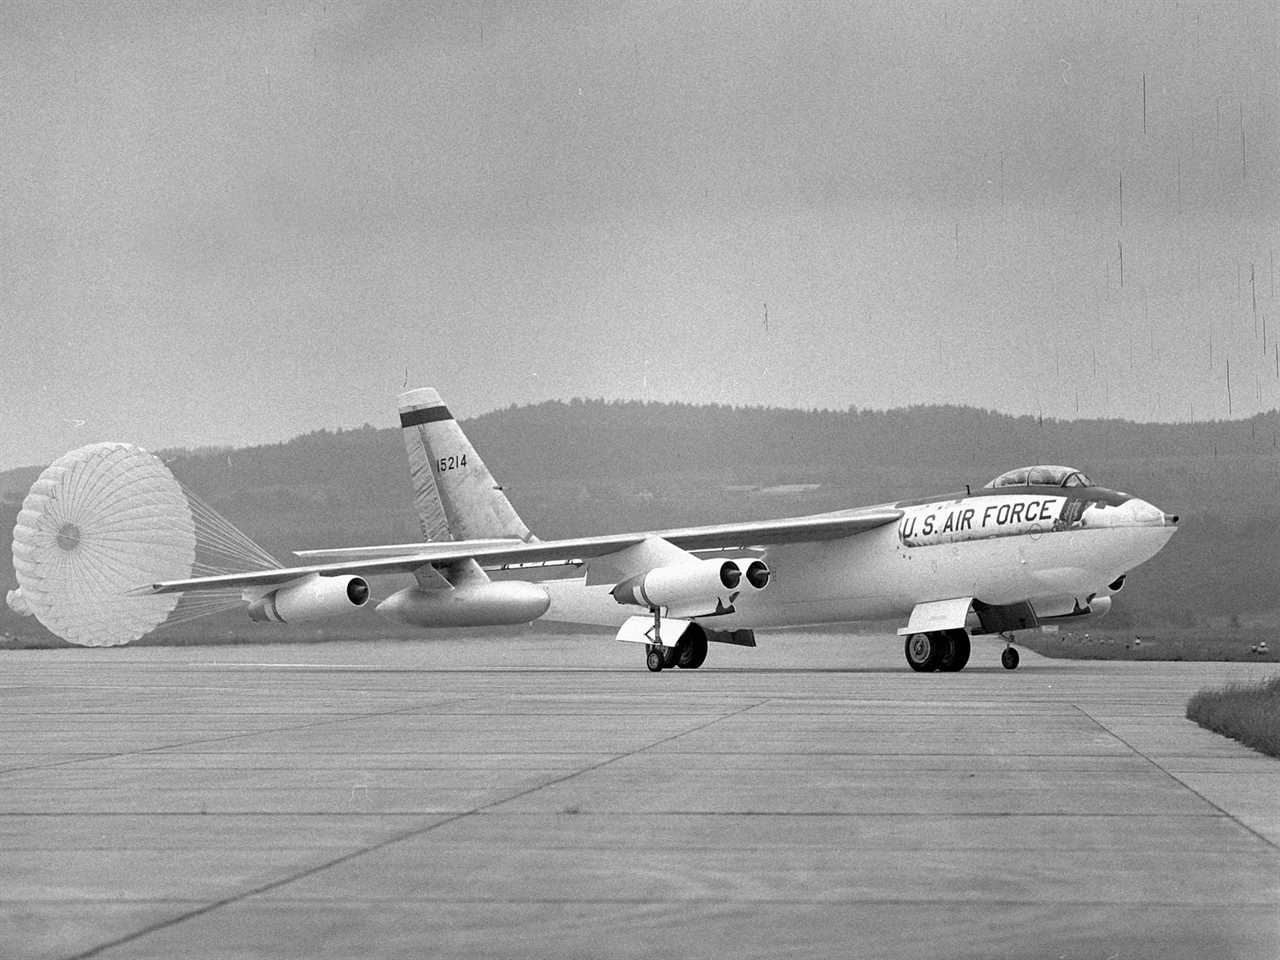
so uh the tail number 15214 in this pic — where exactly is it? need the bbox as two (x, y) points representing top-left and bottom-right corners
(437, 454), (468, 473)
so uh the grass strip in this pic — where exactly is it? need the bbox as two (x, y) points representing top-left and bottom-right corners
(1186, 675), (1280, 759)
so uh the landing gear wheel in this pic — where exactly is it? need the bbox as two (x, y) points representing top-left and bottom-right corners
(646, 647), (664, 672)
(676, 631), (708, 669)
(905, 633), (944, 672)
(1001, 646), (1020, 670)
(938, 630), (971, 672)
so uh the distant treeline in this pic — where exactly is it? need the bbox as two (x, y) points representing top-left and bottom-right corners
(3, 400), (1279, 638)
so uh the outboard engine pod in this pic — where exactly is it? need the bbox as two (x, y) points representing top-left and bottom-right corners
(248, 574), (371, 623)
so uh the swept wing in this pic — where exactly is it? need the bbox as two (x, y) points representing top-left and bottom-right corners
(130, 509), (903, 595)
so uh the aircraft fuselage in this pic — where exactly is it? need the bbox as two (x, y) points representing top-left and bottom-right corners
(543, 482), (1177, 633)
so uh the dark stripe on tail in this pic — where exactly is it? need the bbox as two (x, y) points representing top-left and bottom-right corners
(399, 406), (453, 428)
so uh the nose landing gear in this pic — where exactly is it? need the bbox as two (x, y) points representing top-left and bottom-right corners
(1000, 634), (1020, 670)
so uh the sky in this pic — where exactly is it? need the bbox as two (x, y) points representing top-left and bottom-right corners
(1, 0), (1278, 468)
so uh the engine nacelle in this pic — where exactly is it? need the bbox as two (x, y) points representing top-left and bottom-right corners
(375, 580), (550, 627)
(611, 558), (769, 617)
(247, 574), (370, 623)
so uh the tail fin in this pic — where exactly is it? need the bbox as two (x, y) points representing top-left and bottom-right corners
(398, 388), (534, 543)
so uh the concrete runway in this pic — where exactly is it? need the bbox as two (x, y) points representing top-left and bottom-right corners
(3, 632), (1278, 959)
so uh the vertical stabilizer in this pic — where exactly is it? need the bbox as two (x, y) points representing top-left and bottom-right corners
(398, 388), (534, 542)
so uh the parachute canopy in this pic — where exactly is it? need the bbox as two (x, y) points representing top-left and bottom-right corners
(5, 587), (30, 617)
(10, 443), (196, 647)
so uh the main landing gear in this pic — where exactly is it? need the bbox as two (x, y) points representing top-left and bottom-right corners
(903, 629), (971, 672)
(645, 636), (708, 672)
(645, 635), (708, 671)
(643, 608), (708, 672)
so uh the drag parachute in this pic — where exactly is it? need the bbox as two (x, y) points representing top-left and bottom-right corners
(10, 443), (196, 646)
(6, 587), (30, 616)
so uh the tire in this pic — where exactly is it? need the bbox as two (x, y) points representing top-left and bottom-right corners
(938, 630), (971, 672)
(676, 629), (709, 669)
(646, 648), (664, 672)
(1001, 647), (1020, 670)
(905, 633), (943, 672)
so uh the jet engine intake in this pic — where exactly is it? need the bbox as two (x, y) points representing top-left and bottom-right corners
(376, 580), (550, 627)
(248, 574), (370, 623)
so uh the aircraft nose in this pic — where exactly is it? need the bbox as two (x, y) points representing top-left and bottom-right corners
(1083, 496), (1177, 529)
(1119, 497), (1177, 527)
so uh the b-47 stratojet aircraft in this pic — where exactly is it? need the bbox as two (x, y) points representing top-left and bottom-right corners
(136, 388), (1179, 672)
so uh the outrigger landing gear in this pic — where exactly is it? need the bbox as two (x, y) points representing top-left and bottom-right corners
(1000, 634), (1020, 670)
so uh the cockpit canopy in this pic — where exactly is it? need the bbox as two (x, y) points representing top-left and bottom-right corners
(984, 465), (1094, 489)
